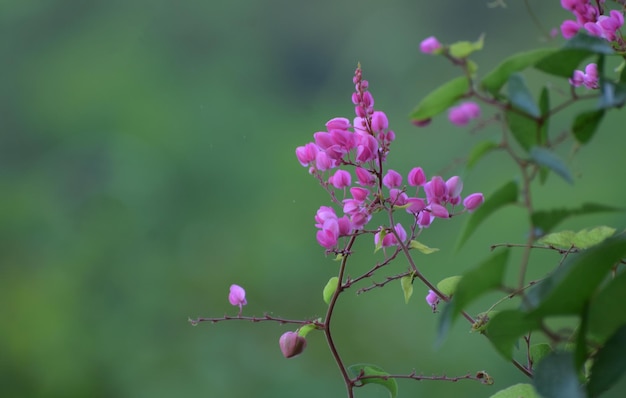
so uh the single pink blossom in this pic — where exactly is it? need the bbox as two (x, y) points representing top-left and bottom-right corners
(329, 169), (352, 189)
(420, 36), (442, 54)
(355, 167), (376, 186)
(560, 20), (581, 39)
(228, 284), (247, 314)
(463, 193), (484, 212)
(279, 331), (307, 358)
(382, 169), (403, 189)
(407, 167), (426, 187)
(325, 117), (351, 132)
(430, 203), (450, 219)
(448, 102), (481, 126)
(426, 290), (440, 311)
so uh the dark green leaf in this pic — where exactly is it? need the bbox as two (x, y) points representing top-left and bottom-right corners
(572, 109), (605, 144)
(538, 86), (550, 145)
(467, 140), (499, 170)
(410, 76), (469, 121)
(588, 325), (626, 396)
(488, 383), (539, 398)
(529, 146), (574, 185)
(437, 276), (462, 297)
(599, 80), (626, 109)
(506, 109), (539, 152)
(508, 74), (540, 117)
(531, 203), (622, 235)
(486, 309), (541, 359)
(348, 363), (398, 398)
(588, 270), (626, 342)
(481, 48), (556, 95)
(535, 33), (614, 77)
(534, 351), (587, 398)
(457, 181), (519, 249)
(530, 343), (553, 366)
(438, 249), (510, 343)
(525, 234), (626, 317)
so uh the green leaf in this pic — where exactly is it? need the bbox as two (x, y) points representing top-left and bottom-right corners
(538, 86), (550, 146)
(438, 249), (510, 344)
(486, 309), (541, 359)
(588, 270), (626, 342)
(599, 80), (626, 109)
(481, 48), (556, 95)
(467, 140), (499, 170)
(572, 109), (605, 144)
(525, 234), (626, 317)
(506, 109), (539, 152)
(408, 240), (439, 254)
(400, 275), (413, 304)
(448, 34), (484, 58)
(348, 363), (398, 398)
(410, 76), (469, 121)
(374, 229), (386, 252)
(529, 146), (574, 185)
(457, 181), (519, 249)
(323, 276), (339, 305)
(588, 325), (626, 396)
(297, 322), (318, 337)
(534, 352), (587, 398)
(535, 32), (614, 77)
(530, 343), (553, 366)
(531, 203), (622, 235)
(537, 226), (616, 249)
(508, 74), (540, 118)
(488, 383), (539, 398)
(436, 276), (462, 297)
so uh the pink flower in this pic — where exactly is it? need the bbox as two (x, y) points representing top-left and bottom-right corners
(407, 167), (426, 187)
(426, 290), (440, 311)
(350, 187), (370, 202)
(329, 169), (352, 189)
(569, 69), (585, 87)
(430, 203), (450, 219)
(382, 169), (403, 189)
(279, 331), (307, 358)
(374, 224), (407, 248)
(445, 176), (463, 201)
(420, 36), (442, 54)
(295, 143), (318, 167)
(570, 63), (599, 89)
(463, 193), (484, 212)
(424, 176), (447, 204)
(389, 189), (408, 206)
(417, 211), (432, 228)
(560, 20), (581, 39)
(355, 167), (376, 186)
(406, 197), (426, 214)
(325, 117), (351, 132)
(448, 102), (481, 126)
(229, 284), (247, 314)
(371, 111), (389, 133)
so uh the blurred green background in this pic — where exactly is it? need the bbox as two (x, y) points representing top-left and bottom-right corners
(2, 0), (625, 397)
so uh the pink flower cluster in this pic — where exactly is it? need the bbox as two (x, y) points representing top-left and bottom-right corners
(570, 62), (599, 89)
(296, 67), (484, 251)
(560, 0), (624, 42)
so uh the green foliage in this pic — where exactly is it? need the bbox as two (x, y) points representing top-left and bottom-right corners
(323, 277), (339, 305)
(588, 325), (626, 397)
(588, 271), (626, 342)
(535, 33), (614, 77)
(531, 203), (623, 235)
(408, 240), (439, 254)
(410, 76), (469, 121)
(529, 146), (574, 185)
(467, 140), (500, 170)
(506, 109), (539, 152)
(481, 48), (556, 95)
(486, 309), (541, 359)
(457, 181), (519, 249)
(534, 352), (587, 398)
(348, 364), (398, 398)
(508, 74), (540, 118)
(573, 109), (605, 144)
(537, 226), (616, 249)
(530, 343), (553, 366)
(436, 276), (462, 297)
(448, 35), (484, 58)
(488, 383), (539, 398)
(400, 275), (413, 304)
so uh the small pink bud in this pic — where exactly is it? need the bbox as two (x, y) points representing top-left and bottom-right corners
(426, 290), (440, 311)
(355, 167), (376, 186)
(382, 169), (403, 189)
(279, 331), (307, 358)
(430, 203), (450, 219)
(350, 187), (370, 202)
(445, 176), (463, 199)
(463, 193), (484, 212)
(325, 117), (351, 132)
(420, 36), (442, 54)
(448, 102), (481, 126)
(371, 111), (389, 133)
(228, 284), (247, 313)
(329, 169), (352, 189)
(408, 167), (426, 186)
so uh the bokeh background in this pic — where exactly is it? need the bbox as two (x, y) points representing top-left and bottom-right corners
(2, 0), (625, 397)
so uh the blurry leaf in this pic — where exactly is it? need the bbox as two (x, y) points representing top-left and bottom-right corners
(530, 343), (553, 366)
(508, 74), (540, 117)
(525, 234), (626, 317)
(535, 33), (614, 77)
(481, 48), (556, 95)
(534, 352), (587, 398)
(467, 140), (499, 170)
(488, 383), (539, 398)
(375, 230), (386, 252)
(408, 240), (439, 254)
(348, 363), (398, 398)
(486, 309), (541, 359)
(438, 249), (510, 344)
(472, 310), (499, 333)
(529, 146), (573, 185)
(588, 325), (626, 396)
(599, 80), (626, 109)
(538, 86), (550, 145)
(436, 276), (462, 297)
(323, 276), (339, 305)
(506, 109), (538, 152)
(572, 109), (605, 144)
(457, 181), (518, 249)
(588, 270), (626, 342)
(532, 203), (622, 235)
(410, 76), (469, 121)
(400, 275), (413, 304)
(449, 34), (484, 58)
(537, 226), (615, 249)
(575, 303), (590, 370)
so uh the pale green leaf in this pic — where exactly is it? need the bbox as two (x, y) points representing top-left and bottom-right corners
(409, 240), (439, 254)
(400, 276), (413, 304)
(323, 276), (339, 305)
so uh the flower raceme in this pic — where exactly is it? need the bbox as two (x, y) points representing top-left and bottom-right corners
(559, 1), (624, 43)
(295, 66), (484, 251)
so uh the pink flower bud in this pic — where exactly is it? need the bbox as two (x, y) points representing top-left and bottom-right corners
(350, 187), (369, 202)
(371, 111), (389, 133)
(279, 331), (307, 358)
(408, 167), (426, 186)
(228, 284), (247, 313)
(569, 69), (585, 87)
(445, 176), (463, 200)
(417, 211), (432, 228)
(295, 143), (318, 166)
(382, 169), (402, 188)
(325, 117), (351, 132)
(420, 36), (442, 54)
(355, 167), (376, 186)
(329, 169), (352, 189)
(463, 193), (484, 212)
(426, 289), (439, 311)
(424, 176), (447, 204)
(430, 203), (450, 219)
